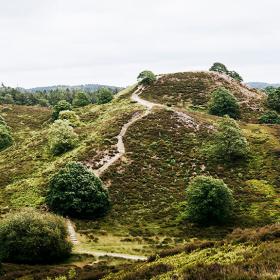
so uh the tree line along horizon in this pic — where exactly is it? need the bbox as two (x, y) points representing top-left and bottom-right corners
(0, 62), (279, 267)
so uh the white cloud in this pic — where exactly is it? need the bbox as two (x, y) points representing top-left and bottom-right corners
(0, 0), (279, 87)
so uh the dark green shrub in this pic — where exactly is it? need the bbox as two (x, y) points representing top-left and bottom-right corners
(48, 120), (78, 155)
(137, 70), (156, 85)
(96, 87), (113, 104)
(0, 124), (13, 151)
(0, 209), (72, 264)
(208, 88), (240, 119)
(210, 116), (249, 161)
(259, 111), (280, 124)
(209, 62), (228, 74)
(267, 88), (280, 112)
(185, 176), (233, 225)
(52, 100), (72, 120)
(46, 162), (110, 218)
(73, 92), (90, 107)
(228, 70), (243, 82)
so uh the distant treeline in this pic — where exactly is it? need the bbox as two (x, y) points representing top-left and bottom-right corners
(0, 84), (122, 107)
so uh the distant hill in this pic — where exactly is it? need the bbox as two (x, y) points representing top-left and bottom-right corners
(246, 82), (280, 89)
(18, 84), (124, 93)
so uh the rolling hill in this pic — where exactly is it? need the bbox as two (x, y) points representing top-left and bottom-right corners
(0, 71), (279, 279)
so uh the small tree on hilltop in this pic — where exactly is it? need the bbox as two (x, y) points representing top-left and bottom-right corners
(96, 87), (113, 104)
(0, 209), (72, 264)
(52, 100), (72, 120)
(228, 70), (243, 82)
(211, 116), (249, 161)
(48, 120), (78, 155)
(137, 70), (156, 85)
(209, 62), (228, 74)
(208, 87), (240, 119)
(46, 162), (110, 218)
(185, 175), (233, 225)
(267, 88), (280, 113)
(73, 91), (90, 107)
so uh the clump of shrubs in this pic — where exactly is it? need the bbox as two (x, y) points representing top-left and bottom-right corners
(48, 120), (78, 155)
(209, 116), (249, 161)
(208, 87), (240, 119)
(209, 62), (243, 82)
(137, 70), (156, 85)
(0, 115), (13, 151)
(58, 110), (81, 127)
(52, 100), (72, 120)
(267, 87), (280, 113)
(0, 209), (72, 264)
(96, 87), (113, 104)
(73, 91), (90, 107)
(259, 110), (280, 124)
(185, 175), (233, 225)
(46, 162), (110, 218)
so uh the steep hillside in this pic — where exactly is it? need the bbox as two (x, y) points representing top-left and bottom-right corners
(0, 72), (279, 279)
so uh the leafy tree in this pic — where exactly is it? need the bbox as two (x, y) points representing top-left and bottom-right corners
(73, 92), (90, 107)
(209, 62), (228, 74)
(228, 70), (243, 82)
(96, 87), (113, 104)
(48, 120), (78, 155)
(46, 162), (110, 218)
(267, 88), (280, 113)
(37, 98), (50, 107)
(210, 116), (249, 161)
(52, 100), (72, 120)
(137, 70), (156, 85)
(259, 111), (280, 124)
(185, 176), (233, 225)
(208, 87), (240, 119)
(0, 209), (72, 264)
(59, 110), (80, 127)
(0, 94), (14, 104)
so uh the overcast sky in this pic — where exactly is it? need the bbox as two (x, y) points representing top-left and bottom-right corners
(0, 0), (280, 88)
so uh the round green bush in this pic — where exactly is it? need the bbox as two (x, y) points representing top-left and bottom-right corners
(259, 111), (280, 124)
(58, 110), (80, 127)
(52, 100), (72, 120)
(0, 124), (13, 151)
(137, 70), (156, 85)
(185, 176), (233, 225)
(46, 162), (110, 218)
(208, 87), (240, 119)
(0, 209), (72, 264)
(48, 120), (78, 155)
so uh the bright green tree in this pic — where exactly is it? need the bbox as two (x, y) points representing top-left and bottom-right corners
(48, 120), (78, 155)
(208, 88), (240, 119)
(46, 162), (110, 218)
(73, 92), (90, 107)
(0, 209), (72, 264)
(52, 100), (72, 120)
(185, 175), (233, 225)
(96, 87), (113, 104)
(211, 116), (249, 161)
(137, 70), (156, 85)
(267, 88), (280, 113)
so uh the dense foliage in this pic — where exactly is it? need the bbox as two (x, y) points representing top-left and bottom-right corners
(0, 209), (72, 264)
(208, 87), (240, 119)
(52, 100), (72, 120)
(96, 87), (114, 104)
(48, 120), (78, 155)
(259, 110), (280, 124)
(185, 175), (233, 225)
(137, 70), (156, 85)
(267, 88), (280, 112)
(210, 116), (249, 161)
(0, 115), (13, 151)
(46, 162), (110, 218)
(209, 62), (243, 82)
(73, 91), (91, 107)
(58, 110), (80, 127)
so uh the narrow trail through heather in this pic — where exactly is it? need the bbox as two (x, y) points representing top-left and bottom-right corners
(69, 86), (194, 260)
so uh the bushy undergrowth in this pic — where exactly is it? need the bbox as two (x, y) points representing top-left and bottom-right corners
(258, 110), (280, 124)
(52, 100), (72, 120)
(46, 162), (110, 218)
(58, 110), (80, 127)
(0, 209), (72, 264)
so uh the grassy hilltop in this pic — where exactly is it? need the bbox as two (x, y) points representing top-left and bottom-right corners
(0, 71), (279, 279)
